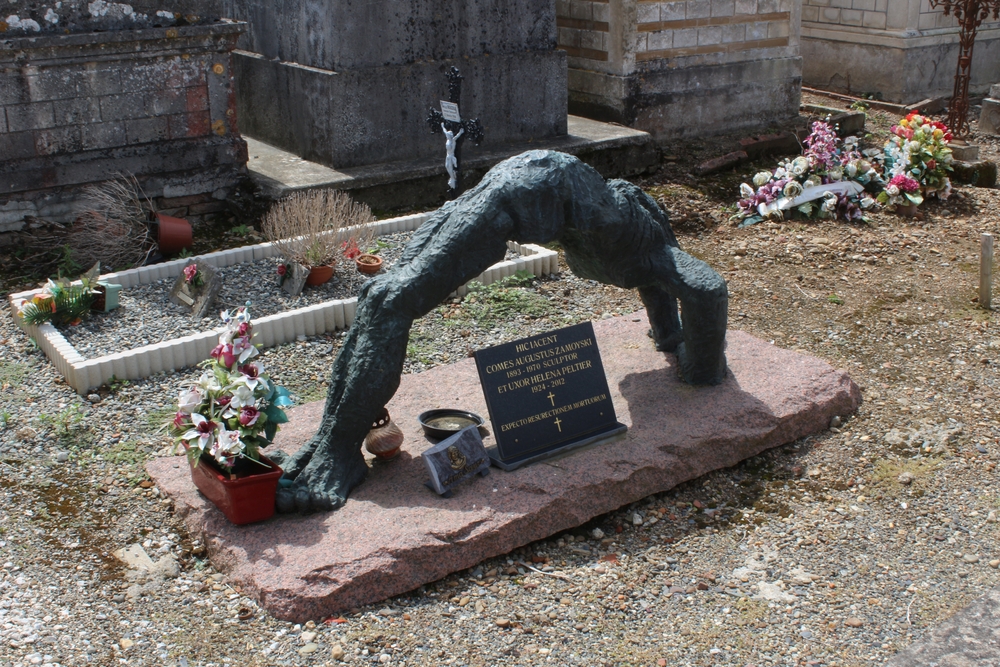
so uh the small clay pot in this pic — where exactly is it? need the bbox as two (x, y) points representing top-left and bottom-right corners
(305, 264), (334, 286)
(356, 254), (383, 275)
(155, 212), (193, 254)
(895, 204), (921, 219)
(364, 408), (404, 460)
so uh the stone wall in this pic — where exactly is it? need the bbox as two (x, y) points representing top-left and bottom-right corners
(558, 0), (802, 139)
(223, 0), (568, 170)
(801, 0), (1000, 102)
(0, 19), (248, 240)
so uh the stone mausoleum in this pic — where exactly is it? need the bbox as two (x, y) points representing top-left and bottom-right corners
(220, 0), (568, 169)
(556, 0), (802, 138)
(801, 0), (1000, 103)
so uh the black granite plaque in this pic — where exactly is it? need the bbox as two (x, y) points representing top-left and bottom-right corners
(474, 321), (626, 470)
(422, 426), (491, 497)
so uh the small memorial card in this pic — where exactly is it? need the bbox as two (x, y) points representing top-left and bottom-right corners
(474, 321), (626, 470)
(422, 426), (490, 497)
(168, 260), (222, 319)
(439, 100), (461, 122)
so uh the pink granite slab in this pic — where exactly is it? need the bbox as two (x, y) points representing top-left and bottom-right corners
(147, 314), (861, 622)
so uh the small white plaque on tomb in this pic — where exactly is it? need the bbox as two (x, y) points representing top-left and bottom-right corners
(440, 101), (461, 122)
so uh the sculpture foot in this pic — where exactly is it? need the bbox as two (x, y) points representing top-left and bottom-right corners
(275, 450), (370, 514)
(648, 328), (684, 353)
(675, 342), (727, 386)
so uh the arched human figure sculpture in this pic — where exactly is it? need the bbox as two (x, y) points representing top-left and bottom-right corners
(271, 150), (728, 513)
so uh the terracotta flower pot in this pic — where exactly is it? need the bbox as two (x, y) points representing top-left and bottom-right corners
(306, 265), (335, 286)
(189, 454), (283, 525)
(895, 204), (920, 218)
(355, 254), (383, 275)
(155, 213), (193, 254)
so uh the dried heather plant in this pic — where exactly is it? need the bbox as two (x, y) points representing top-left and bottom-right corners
(261, 189), (375, 267)
(70, 173), (156, 269)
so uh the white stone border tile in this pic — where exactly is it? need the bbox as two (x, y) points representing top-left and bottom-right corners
(7, 211), (559, 394)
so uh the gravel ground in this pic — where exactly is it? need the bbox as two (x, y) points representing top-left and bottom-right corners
(1, 100), (999, 667)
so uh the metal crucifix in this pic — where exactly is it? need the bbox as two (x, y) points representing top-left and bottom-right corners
(929, 0), (1000, 138)
(427, 67), (484, 199)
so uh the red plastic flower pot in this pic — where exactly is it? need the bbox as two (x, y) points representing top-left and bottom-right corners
(155, 212), (193, 254)
(305, 264), (334, 286)
(189, 454), (283, 525)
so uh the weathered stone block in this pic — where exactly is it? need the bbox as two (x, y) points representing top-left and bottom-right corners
(220, 0), (556, 71)
(951, 160), (998, 188)
(979, 98), (1000, 136)
(6, 102), (56, 132)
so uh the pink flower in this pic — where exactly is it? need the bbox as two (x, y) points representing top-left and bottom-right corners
(217, 395), (232, 407)
(889, 174), (920, 193)
(277, 264), (287, 276)
(173, 412), (187, 428)
(237, 322), (251, 337)
(183, 264), (198, 284)
(238, 406), (260, 426)
(211, 343), (236, 368)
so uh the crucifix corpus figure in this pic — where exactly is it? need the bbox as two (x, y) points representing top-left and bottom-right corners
(269, 150), (729, 514)
(442, 124), (464, 190)
(427, 66), (484, 199)
(929, 0), (1000, 137)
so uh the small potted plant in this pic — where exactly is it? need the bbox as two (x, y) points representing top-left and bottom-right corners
(261, 189), (376, 287)
(168, 303), (293, 525)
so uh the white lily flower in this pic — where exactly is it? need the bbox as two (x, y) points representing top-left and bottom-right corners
(232, 336), (259, 364)
(182, 413), (217, 453)
(229, 384), (255, 409)
(237, 361), (265, 391)
(198, 371), (221, 393)
(211, 425), (245, 464)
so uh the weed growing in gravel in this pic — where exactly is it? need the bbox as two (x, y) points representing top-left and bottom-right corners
(37, 404), (89, 445)
(828, 293), (845, 305)
(103, 440), (151, 467)
(870, 457), (939, 496)
(145, 405), (177, 432)
(460, 271), (553, 328)
(0, 360), (28, 387)
(0, 411), (11, 430)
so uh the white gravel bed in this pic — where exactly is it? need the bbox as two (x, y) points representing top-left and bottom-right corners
(57, 233), (520, 359)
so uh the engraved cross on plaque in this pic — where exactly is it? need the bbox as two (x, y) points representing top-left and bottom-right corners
(427, 66), (485, 199)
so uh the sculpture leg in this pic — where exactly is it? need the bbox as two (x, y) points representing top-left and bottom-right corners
(654, 246), (728, 385)
(639, 286), (682, 352)
(274, 210), (515, 512)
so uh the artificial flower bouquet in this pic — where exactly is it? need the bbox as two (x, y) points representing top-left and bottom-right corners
(880, 112), (953, 207)
(14, 263), (102, 326)
(183, 263), (205, 288)
(169, 304), (292, 472)
(736, 121), (879, 226)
